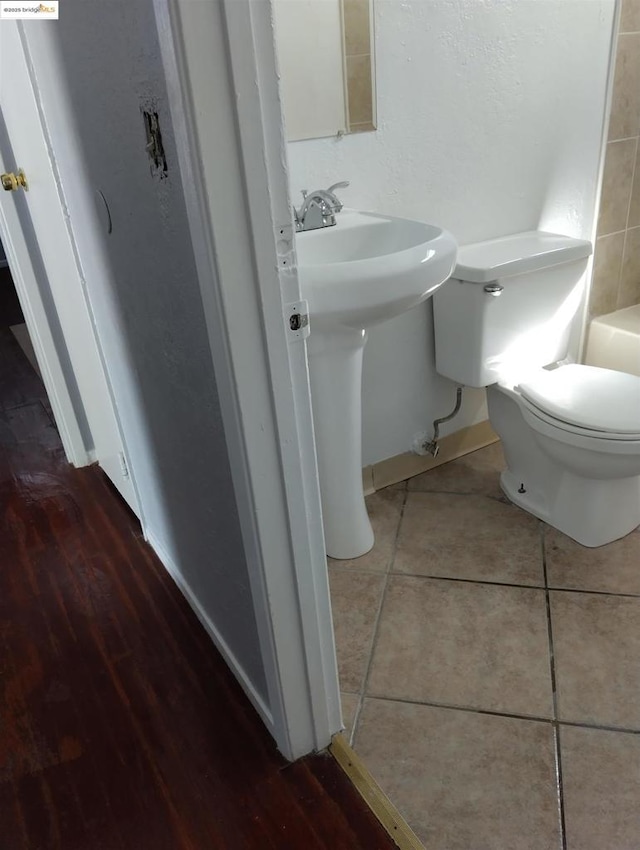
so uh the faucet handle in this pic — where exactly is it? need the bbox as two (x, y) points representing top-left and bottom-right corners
(301, 189), (308, 199)
(326, 181), (349, 193)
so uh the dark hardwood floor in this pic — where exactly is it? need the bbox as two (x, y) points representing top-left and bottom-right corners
(0, 266), (25, 327)
(0, 281), (395, 849)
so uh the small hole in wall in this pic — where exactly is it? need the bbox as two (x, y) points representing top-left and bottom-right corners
(142, 109), (168, 179)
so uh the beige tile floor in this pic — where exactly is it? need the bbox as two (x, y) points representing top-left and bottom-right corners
(329, 441), (640, 850)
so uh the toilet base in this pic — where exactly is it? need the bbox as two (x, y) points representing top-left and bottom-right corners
(500, 469), (640, 548)
(488, 384), (640, 548)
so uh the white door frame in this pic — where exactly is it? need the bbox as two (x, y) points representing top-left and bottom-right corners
(0, 167), (87, 465)
(0, 36), (88, 466)
(154, 0), (341, 758)
(0, 21), (141, 516)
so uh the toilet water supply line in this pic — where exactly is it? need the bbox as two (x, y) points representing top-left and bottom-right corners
(422, 386), (464, 457)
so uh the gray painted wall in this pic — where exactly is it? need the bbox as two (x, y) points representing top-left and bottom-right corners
(23, 1), (268, 702)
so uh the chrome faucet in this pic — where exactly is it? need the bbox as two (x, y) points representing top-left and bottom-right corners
(294, 181), (349, 232)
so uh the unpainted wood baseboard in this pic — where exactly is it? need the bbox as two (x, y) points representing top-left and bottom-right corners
(362, 419), (498, 495)
(330, 733), (425, 850)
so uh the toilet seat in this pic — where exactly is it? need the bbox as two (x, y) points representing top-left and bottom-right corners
(519, 397), (640, 444)
(517, 364), (640, 440)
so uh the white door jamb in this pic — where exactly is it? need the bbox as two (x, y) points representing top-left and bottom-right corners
(0, 21), (142, 518)
(0, 22), (90, 466)
(154, 0), (341, 760)
(0, 179), (88, 466)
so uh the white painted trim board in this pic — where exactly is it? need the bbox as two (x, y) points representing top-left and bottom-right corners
(153, 0), (340, 760)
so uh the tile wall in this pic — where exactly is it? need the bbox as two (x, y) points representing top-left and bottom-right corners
(342, 0), (375, 132)
(590, 0), (640, 316)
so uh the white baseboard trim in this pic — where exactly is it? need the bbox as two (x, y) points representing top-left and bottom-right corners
(145, 528), (275, 732)
(363, 419), (499, 493)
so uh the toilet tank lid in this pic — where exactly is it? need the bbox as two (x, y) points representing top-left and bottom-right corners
(519, 364), (640, 434)
(454, 231), (592, 283)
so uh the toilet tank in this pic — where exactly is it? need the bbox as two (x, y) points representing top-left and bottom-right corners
(432, 231), (592, 388)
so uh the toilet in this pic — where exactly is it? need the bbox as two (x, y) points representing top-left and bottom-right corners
(432, 231), (640, 548)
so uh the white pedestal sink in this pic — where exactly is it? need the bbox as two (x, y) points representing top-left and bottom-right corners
(297, 210), (457, 559)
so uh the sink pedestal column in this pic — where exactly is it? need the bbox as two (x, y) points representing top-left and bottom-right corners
(307, 326), (374, 559)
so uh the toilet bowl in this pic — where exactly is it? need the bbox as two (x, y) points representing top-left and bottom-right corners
(487, 367), (640, 547)
(432, 230), (640, 547)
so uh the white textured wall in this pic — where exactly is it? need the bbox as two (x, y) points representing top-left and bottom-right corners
(22, 2), (269, 703)
(287, 0), (615, 465)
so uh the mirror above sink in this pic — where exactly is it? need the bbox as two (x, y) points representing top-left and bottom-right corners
(272, 0), (377, 141)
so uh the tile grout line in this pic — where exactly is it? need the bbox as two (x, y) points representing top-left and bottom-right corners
(624, 136), (639, 233)
(364, 693), (555, 724)
(596, 226), (631, 237)
(398, 574), (640, 599)
(358, 692), (640, 735)
(544, 585), (640, 600)
(330, 561), (640, 600)
(558, 718), (640, 736)
(608, 133), (640, 144)
(542, 524), (568, 850)
(352, 693), (640, 736)
(347, 692), (364, 748)
(407, 486), (510, 505)
(615, 135), (640, 308)
(350, 488), (409, 746)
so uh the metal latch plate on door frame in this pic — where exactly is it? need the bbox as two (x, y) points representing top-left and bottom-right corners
(285, 300), (310, 341)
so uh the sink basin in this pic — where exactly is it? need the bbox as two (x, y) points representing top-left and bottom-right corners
(296, 209), (457, 560)
(297, 210), (457, 330)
